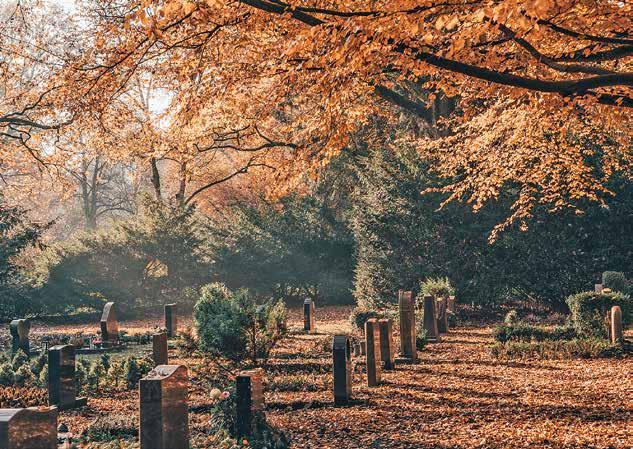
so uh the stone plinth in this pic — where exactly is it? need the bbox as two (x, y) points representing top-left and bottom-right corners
(365, 319), (381, 387)
(423, 295), (441, 342)
(100, 302), (119, 344)
(165, 304), (178, 338)
(152, 333), (169, 366)
(611, 306), (623, 346)
(9, 319), (30, 355)
(332, 335), (352, 405)
(303, 299), (316, 333)
(140, 365), (189, 449)
(0, 407), (58, 449)
(236, 369), (265, 437)
(48, 345), (87, 410)
(378, 318), (395, 370)
(398, 290), (417, 362)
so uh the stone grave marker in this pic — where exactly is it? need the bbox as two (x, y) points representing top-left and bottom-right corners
(140, 365), (189, 449)
(236, 368), (265, 437)
(100, 302), (119, 344)
(303, 298), (316, 333)
(398, 290), (417, 362)
(48, 345), (87, 410)
(165, 304), (178, 338)
(611, 306), (623, 346)
(437, 298), (449, 334)
(152, 332), (169, 366)
(447, 295), (456, 313)
(332, 335), (353, 405)
(0, 406), (58, 449)
(9, 319), (30, 355)
(423, 295), (441, 343)
(365, 318), (381, 387)
(595, 284), (603, 293)
(378, 318), (395, 370)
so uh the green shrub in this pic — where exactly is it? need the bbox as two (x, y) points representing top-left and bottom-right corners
(194, 283), (288, 364)
(415, 326), (428, 351)
(491, 338), (625, 360)
(566, 291), (632, 338)
(11, 350), (28, 370)
(13, 364), (34, 386)
(419, 277), (455, 298)
(493, 323), (577, 343)
(83, 415), (137, 442)
(349, 307), (384, 332)
(0, 363), (15, 386)
(504, 309), (519, 324)
(602, 271), (630, 294)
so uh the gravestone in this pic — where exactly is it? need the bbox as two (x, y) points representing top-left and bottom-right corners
(447, 295), (456, 313)
(164, 304), (178, 338)
(436, 298), (449, 334)
(398, 290), (418, 362)
(48, 345), (87, 410)
(100, 302), (119, 344)
(152, 332), (169, 366)
(0, 406), (58, 449)
(236, 369), (265, 437)
(359, 340), (367, 356)
(611, 306), (623, 345)
(140, 365), (189, 449)
(303, 299), (316, 333)
(9, 319), (30, 355)
(595, 284), (603, 293)
(423, 295), (441, 343)
(378, 318), (395, 370)
(364, 318), (381, 387)
(332, 335), (352, 405)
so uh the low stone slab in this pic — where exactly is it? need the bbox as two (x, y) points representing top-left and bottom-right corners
(0, 407), (58, 449)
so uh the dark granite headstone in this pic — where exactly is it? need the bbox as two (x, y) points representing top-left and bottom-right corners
(303, 299), (316, 333)
(378, 318), (395, 370)
(398, 290), (417, 362)
(365, 318), (381, 387)
(423, 295), (441, 342)
(436, 298), (449, 334)
(152, 333), (168, 366)
(332, 335), (352, 405)
(0, 406), (58, 449)
(164, 304), (178, 338)
(48, 345), (87, 410)
(140, 365), (189, 449)
(236, 369), (265, 437)
(100, 302), (119, 344)
(9, 319), (30, 355)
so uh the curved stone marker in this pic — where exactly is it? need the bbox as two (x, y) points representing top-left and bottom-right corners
(611, 306), (623, 346)
(140, 365), (189, 449)
(398, 290), (418, 362)
(332, 335), (353, 405)
(437, 298), (449, 334)
(48, 345), (87, 411)
(9, 319), (30, 356)
(423, 295), (441, 343)
(100, 302), (119, 344)
(236, 369), (265, 438)
(164, 304), (178, 338)
(303, 298), (316, 334)
(365, 318), (382, 387)
(152, 332), (169, 366)
(378, 318), (395, 370)
(0, 406), (58, 449)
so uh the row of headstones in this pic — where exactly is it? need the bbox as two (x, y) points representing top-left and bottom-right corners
(594, 285), (625, 345)
(8, 302), (179, 356)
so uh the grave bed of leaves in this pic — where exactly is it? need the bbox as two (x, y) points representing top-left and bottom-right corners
(5, 306), (632, 449)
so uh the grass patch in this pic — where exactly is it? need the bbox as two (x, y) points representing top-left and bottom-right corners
(490, 338), (626, 360)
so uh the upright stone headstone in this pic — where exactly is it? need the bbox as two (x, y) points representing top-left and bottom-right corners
(595, 284), (603, 293)
(48, 345), (87, 410)
(236, 369), (265, 437)
(436, 298), (449, 334)
(447, 295), (456, 313)
(611, 306), (623, 346)
(0, 407), (58, 449)
(364, 318), (381, 387)
(359, 340), (367, 356)
(152, 333), (169, 366)
(164, 304), (178, 338)
(100, 302), (119, 344)
(378, 318), (395, 370)
(140, 365), (189, 449)
(398, 290), (417, 362)
(423, 295), (441, 343)
(303, 298), (316, 333)
(332, 335), (352, 405)
(9, 319), (30, 355)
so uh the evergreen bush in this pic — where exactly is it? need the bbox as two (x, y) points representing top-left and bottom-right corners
(566, 291), (632, 338)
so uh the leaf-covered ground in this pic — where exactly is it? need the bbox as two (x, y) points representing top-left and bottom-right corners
(10, 306), (633, 448)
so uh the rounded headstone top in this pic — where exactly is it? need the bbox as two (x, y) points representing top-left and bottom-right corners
(145, 364), (187, 380)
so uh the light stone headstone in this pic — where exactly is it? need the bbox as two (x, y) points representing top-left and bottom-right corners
(378, 318), (395, 370)
(9, 319), (30, 356)
(0, 407), (58, 449)
(398, 290), (417, 362)
(332, 335), (352, 405)
(611, 306), (623, 346)
(164, 304), (178, 338)
(364, 318), (381, 387)
(152, 332), (168, 366)
(48, 345), (87, 410)
(140, 365), (189, 449)
(303, 298), (316, 333)
(100, 302), (119, 344)
(595, 284), (603, 293)
(423, 295), (441, 342)
(447, 295), (456, 313)
(236, 368), (265, 437)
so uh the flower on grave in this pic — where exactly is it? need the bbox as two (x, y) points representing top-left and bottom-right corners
(220, 391), (230, 400)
